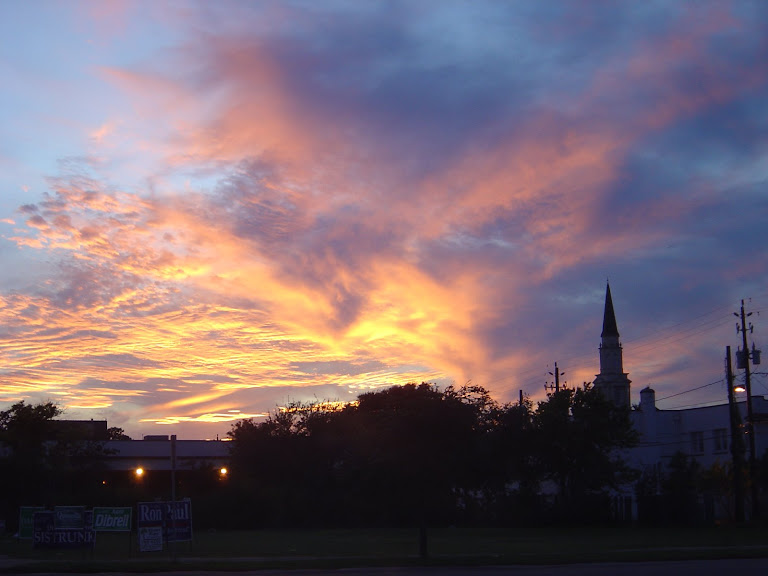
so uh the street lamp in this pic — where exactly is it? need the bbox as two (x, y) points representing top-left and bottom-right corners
(135, 467), (144, 477)
(735, 299), (762, 519)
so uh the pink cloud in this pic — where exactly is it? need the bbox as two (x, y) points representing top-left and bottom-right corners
(89, 121), (118, 145)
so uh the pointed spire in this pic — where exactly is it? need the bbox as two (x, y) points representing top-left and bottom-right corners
(601, 282), (620, 338)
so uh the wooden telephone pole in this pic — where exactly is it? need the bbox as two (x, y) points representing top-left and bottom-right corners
(544, 362), (565, 395)
(735, 299), (761, 519)
(726, 346), (745, 522)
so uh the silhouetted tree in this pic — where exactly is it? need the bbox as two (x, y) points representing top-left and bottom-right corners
(635, 464), (664, 524)
(0, 401), (61, 527)
(661, 451), (701, 524)
(345, 383), (482, 525)
(0, 401), (114, 526)
(227, 381), (639, 529)
(532, 385), (637, 521)
(484, 397), (538, 524)
(227, 402), (316, 527)
(699, 461), (736, 523)
(228, 384), (494, 527)
(107, 426), (131, 440)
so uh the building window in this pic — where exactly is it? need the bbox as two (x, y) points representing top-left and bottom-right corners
(713, 428), (728, 452)
(690, 431), (704, 454)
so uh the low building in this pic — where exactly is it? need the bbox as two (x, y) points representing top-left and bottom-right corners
(102, 437), (230, 472)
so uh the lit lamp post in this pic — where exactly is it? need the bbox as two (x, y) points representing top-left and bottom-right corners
(735, 300), (762, 519)
(215, 466), (228, 530)
(134, 467), (146, 505)
(727, 346), (745, 523)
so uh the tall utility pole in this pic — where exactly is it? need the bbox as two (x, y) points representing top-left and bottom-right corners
(735, 299), (760, 519)
(726, 346), (745, 522)
(545, 362), (565, 394)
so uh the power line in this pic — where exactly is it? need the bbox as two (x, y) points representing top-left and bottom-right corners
(627, 307), (733, 348)
(654, 379), (723, 402)
(627, 316), (733, 356)
(662, 400), (728, 410)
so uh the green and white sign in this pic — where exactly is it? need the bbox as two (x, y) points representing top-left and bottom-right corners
(18, 507), (44, 539)
(92, 507), (132, 532)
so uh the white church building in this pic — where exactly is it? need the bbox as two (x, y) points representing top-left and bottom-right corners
(592, 284), (767, 520)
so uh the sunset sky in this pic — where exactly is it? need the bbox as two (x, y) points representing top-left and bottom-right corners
(1, 1), (767, 439)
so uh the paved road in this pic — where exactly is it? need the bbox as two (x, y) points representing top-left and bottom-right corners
(15, 558), (768, 576)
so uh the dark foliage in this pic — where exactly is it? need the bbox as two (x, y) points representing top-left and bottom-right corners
(0, 385), (640, 531)
(532, 386), (638, 522)
(0, 401), (113, 530)
(107, 426), (132, 440)
(227, 382), (638, 528)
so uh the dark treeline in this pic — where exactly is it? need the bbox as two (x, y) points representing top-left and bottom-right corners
(5, 385), (761, 531)
(0, 402), (114, 527)
(223, 382), (638, 528)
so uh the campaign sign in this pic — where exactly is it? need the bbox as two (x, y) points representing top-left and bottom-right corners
(165, 500), (192, 542)
(137, 502), (164, 526)
(138, 526), (163, 552)
(18, 507), (44, 539)
(137, 500), (192, 550)
(32, 510), (55, 547)
(93, 507), (132, 532)
(33, 510), (95, 549)
(137, 502), (164, 552)
(54, 506), (85, 530)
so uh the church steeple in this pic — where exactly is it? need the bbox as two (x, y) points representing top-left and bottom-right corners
(601, 283), (619, 338)
(593, 282), (631, 409)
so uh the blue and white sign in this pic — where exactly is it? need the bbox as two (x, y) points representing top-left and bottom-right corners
(137, 499), (192, 551)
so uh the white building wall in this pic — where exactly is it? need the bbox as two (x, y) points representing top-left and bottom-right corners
(630, 394), (768, 472)
(622, 391), (768, 521)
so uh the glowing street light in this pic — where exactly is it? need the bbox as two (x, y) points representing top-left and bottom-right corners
(135, 467), (145, 477)
(219, 467), (228, 477)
